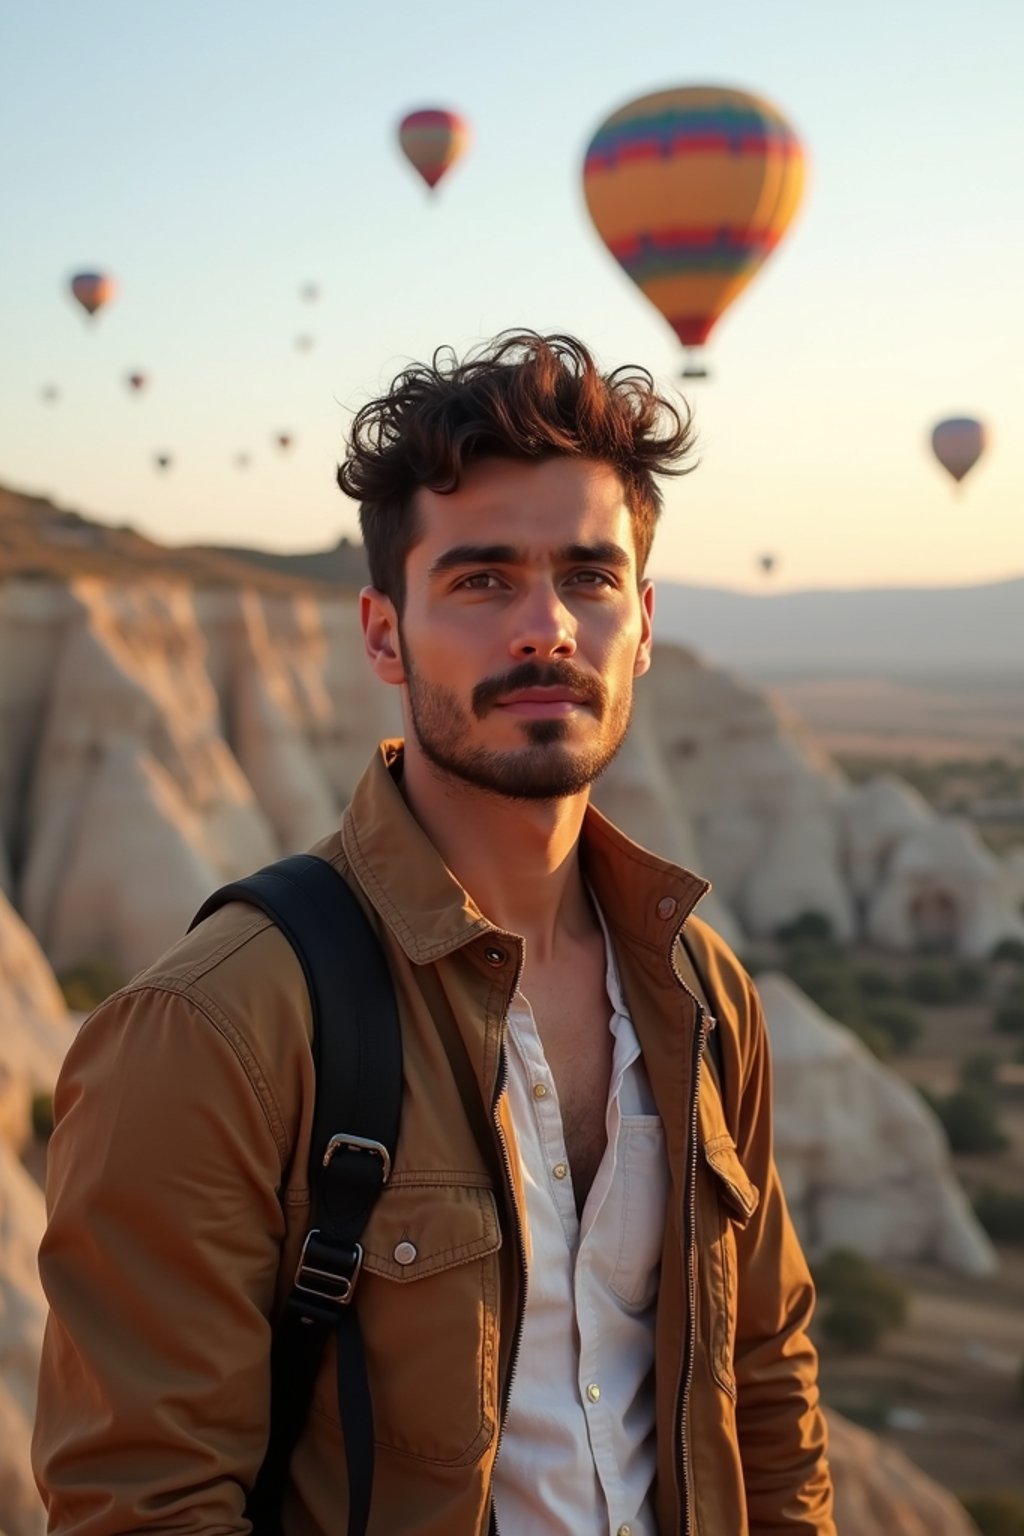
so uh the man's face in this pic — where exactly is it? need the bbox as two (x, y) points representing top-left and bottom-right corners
(363, 456), (654, 801)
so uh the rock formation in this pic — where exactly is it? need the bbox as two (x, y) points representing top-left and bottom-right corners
(866, 818), (1024, 957)
(2, 574), (1022, 976)
(755, 971), (996, 1276)
(0, 889), (74, 1536)
(827, 1413), (981, 1535)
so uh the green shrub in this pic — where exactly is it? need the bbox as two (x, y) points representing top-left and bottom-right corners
(822, 1301), (887, 1352)
(780, 950), (897, 1058)
(813, 1248), (908, 1353)
(775, 911), (835, 946)
(31, 1091), (55, 1142)
(960, 1491), (1024, 1536)
(932, 1087), (1010, 1153)
(831, 1393), (892, 1431)
(992, 938), (1024, 965)
(905, 964), (963, 1005)
(960, 1053), (1000, 1090)
(782, 951), (858, 1018)
(973, 1186), (1024, 1243)
(857, 967), (898, 1000)
(994, 999), (1024, 1036)
(952, 961), (987, 1000)
(863, 1001), (922, 1054)
(57, 957), (126, 1013)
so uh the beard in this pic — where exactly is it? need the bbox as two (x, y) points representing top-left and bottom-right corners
(402, 652), (634, 802)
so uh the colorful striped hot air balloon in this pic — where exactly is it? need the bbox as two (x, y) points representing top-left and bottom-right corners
(398, 108), (471, 191)
(70, 271), (117, 318)
(931, 417), (989, 487)
(583, 86), (806, 373)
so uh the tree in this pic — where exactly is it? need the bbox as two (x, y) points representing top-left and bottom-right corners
(813, 1248), (908, 1354)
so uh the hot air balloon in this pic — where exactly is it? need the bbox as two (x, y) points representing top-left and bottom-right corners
(300, 282), (320, 302)
(70, 271), (117, 318)
(41, 385), (60, 404)
(235, 453), (251, 469)
(398, 108), (471, 191)
(295, 334), (315, 353)
(758, 553), (777, 577)
(275, 433), (293, 451)
(153, 453), (173, 472)
(930, 417), (988, 486)
(583, 86), (806, 375)
(126, 372), (148, 393)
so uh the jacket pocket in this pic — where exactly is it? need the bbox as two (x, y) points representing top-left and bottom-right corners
(700, 1134), (760, 1398)
(311, 1180), (503, 1466)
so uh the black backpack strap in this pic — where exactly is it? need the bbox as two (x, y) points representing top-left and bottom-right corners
(189, 853), (402, 1536)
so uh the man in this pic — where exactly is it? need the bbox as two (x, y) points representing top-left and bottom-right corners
(34, 332), (835, 1535)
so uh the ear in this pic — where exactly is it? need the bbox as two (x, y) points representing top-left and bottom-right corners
(633, 579), (655, 679)
(361, 587), (407, 685)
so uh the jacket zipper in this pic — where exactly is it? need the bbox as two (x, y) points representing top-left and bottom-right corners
(487, 943), (528, 1536)
(670, 933), (712, 1536)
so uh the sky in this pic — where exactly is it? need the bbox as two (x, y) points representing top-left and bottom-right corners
(1, 0), (1022, 592)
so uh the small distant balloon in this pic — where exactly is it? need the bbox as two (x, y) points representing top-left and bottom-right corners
(295, 334), (314, 353)
(275, 433), (293, 451)
(126, 372), (148, 393)
(758, 553), (777, 577)
(300, 283), (320, 302)
(583, 86), (806, 373)
(235, 452), (251, 469)
(70, 271), (117, 318)
(153, 453), (173, 472)
(41, 385), (60, 404)
(398, 108), (471, 191)
(930, 417), (989, 486)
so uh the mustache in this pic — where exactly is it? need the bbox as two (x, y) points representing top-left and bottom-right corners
(472, 661), (607, 718)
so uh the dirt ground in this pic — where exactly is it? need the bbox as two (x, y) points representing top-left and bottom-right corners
(766, 673), (1024, 764)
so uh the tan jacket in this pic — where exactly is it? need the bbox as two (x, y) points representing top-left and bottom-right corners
(34, 742), (835, 1536)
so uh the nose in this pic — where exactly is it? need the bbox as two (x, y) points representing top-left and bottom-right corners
(509, 582), (577, 660)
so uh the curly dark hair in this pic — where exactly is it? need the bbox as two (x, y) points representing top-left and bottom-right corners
(336, 331), (697, 608)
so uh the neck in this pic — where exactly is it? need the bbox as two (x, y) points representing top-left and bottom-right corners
(398, 738), (594, 963)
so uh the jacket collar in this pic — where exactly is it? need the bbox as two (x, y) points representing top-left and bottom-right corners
(341, 741), (710, 966)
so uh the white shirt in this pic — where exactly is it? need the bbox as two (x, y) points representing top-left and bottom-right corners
(491, 912), (669, 1536)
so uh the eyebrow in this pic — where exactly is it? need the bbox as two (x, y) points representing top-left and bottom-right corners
(427, 541), (632, 580)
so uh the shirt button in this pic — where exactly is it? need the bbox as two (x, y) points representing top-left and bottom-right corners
(393, 1241), (417, 1265)
(586, 1382), (601, 1403)
(657, 896), (678, 920)
(552, 1162), (568, 1180)
(618, 1526), (632, 1536)
(483, 945), (507, 966)
(532, 1083), (548, 1100)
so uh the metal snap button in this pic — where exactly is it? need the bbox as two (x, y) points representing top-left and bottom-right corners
(586, 1382), (601, 1403)
(393, 1241), (417, 1265)
(483, 946), (507, 966)
(656, 896), (678, 920)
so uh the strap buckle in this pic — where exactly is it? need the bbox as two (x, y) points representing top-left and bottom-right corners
(294, 1229), (364, 1307)
(322, 1133), (392, 1184)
